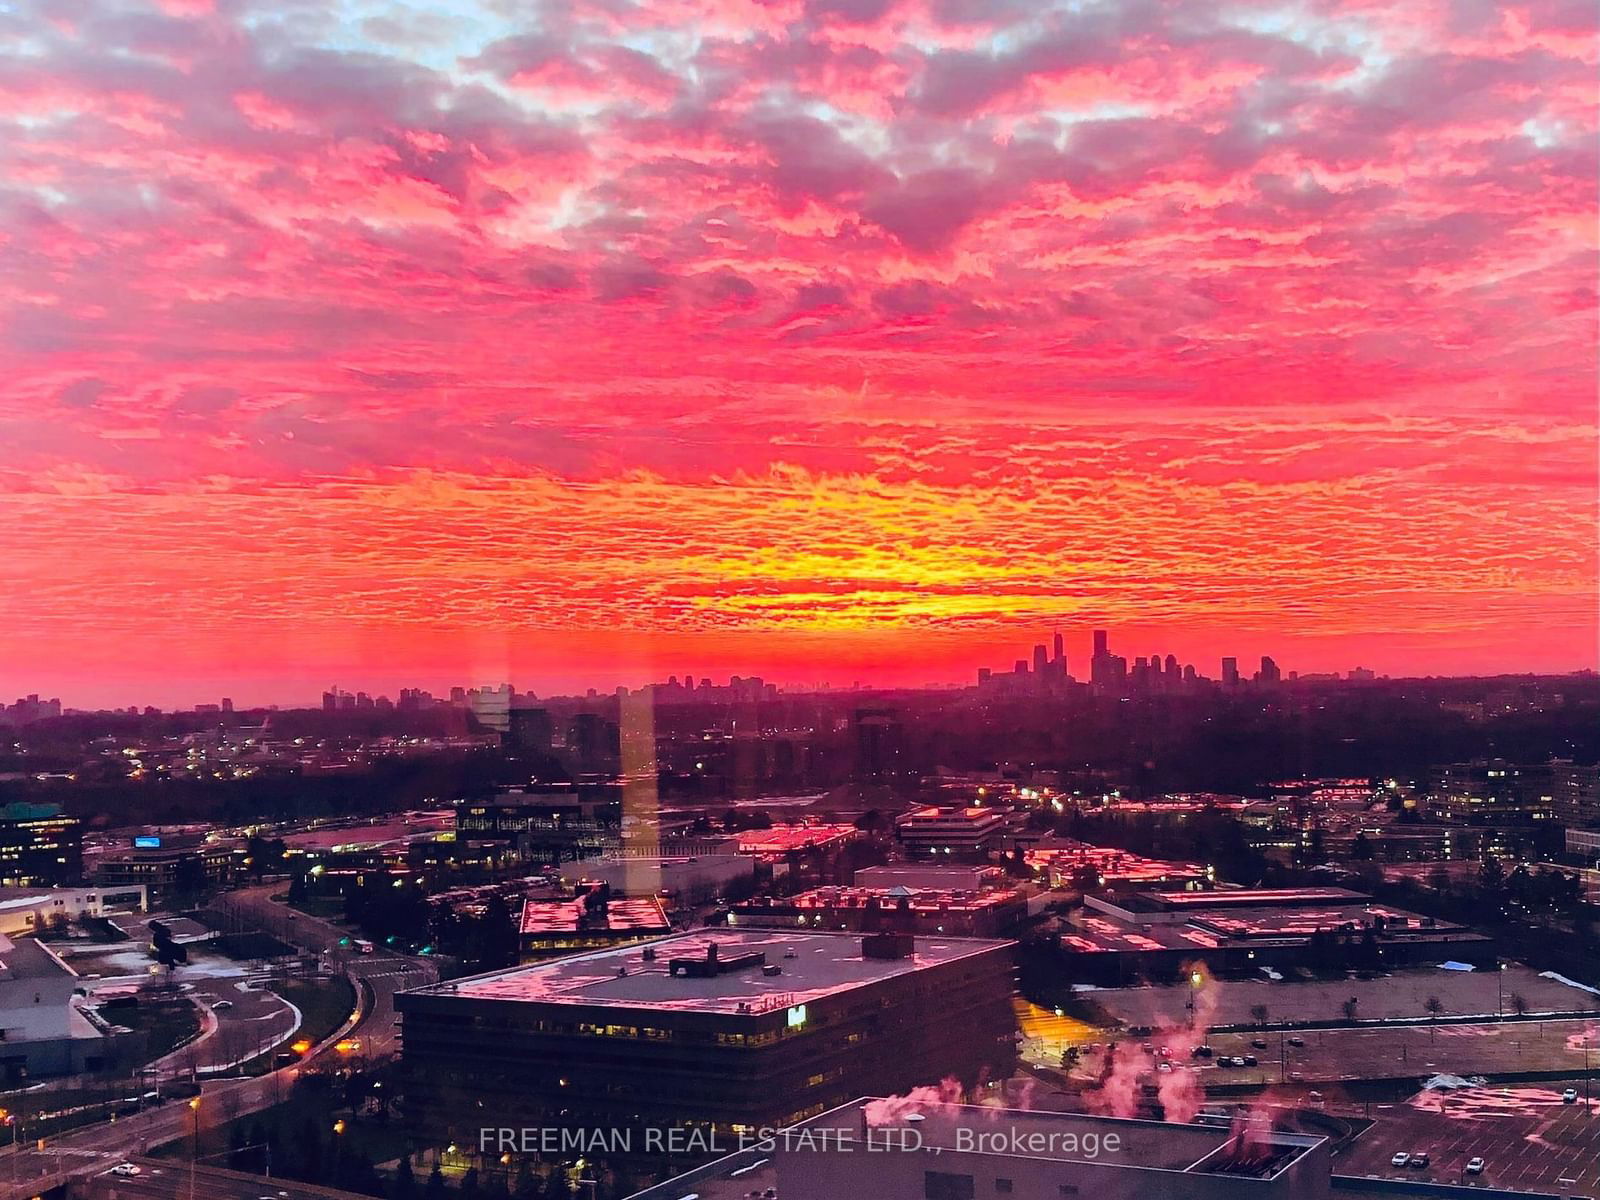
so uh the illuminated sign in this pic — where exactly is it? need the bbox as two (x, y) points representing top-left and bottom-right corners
(786, 1004), (808, 1029)
(133, 836), (161, 849)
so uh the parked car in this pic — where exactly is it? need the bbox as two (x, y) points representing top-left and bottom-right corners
(1390, 1152), (1410, 1167)
(1251, 1038), (1268, 1050)
(1242, 1054), (1259, 1067)
(1287, 1036), (1305, 1047)
(1466, 1158), (1486, 1175)
(212, 999), (233, 1010)
(1562, 1088), (1579, 1103)
(1192, 1045), (1214, 1058)
(1408, 1152), (1430, 1169)
(110, 1164), (141, 1177)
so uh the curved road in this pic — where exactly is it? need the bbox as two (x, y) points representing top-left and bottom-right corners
(0, 884), (435, 1200)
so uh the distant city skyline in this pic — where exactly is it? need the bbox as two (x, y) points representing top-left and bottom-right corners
(6, 625), (1592, 715)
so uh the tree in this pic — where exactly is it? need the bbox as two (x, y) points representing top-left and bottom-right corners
(1341, 997), (1359, 1023)
(425, 1165), (446, 1200)
(1425, 995), (1444, 1020)
(1349, 832), (1374, 861)
(1510, 992), (1529, 1017)
(1249, 1004), (1269, 1028)
(460, 1166), (480, 1200)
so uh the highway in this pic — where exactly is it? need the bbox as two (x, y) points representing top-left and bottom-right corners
(0, 885), (434, 1200)
(74, 1155), (373, 1200)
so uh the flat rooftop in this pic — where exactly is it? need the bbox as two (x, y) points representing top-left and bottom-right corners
(812, 1107), (1324, 1177)
(737, 885), (1021, 914)
(1026, 840), (1209, 883)
(1063, 904), (1479, 954)
(519, 897), (670, 934)
(1143, 887), (1371, 911)
(735, 825), (858, 855)
(0, 935), (75, 981)
(623, 1104), (1326, 1200)
(408, 928), (1011, 1015)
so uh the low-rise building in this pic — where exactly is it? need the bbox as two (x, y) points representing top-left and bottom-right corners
(628, 1099), (1331, 1200)
(1052, 888), (1493, 984)
(0, 885), (148, 936)
(518, 894), (672, 959)
(730, 884), (1026, 937)
(0, 935), (112, 1081)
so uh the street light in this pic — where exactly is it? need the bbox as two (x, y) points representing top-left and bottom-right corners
(188, 1098), (201, 1200)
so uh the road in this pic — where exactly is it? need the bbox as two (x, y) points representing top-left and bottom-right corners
(75, 1155), (372, 1200)
(215, 884), (433, 1061)
(0, 886), (434, 1200)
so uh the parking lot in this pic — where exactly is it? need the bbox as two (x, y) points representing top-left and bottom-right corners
(1201, 1016), (1600, 1085)
(1338, 1079), (1600, 1194)
(1065, 1016), (1600, 1089)
(1094, 965), (1595, 1029)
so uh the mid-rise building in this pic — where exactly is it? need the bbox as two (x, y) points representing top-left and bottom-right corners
(896, 806), (1008, 860)
(1550, 759), (1600, 829)
(0, 802), (83, 887)
(399, 929), (1015, 1160)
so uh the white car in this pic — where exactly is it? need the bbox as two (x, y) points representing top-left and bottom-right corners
(1561, 1088), (1579, 1103)
(1390, 1152), (1410, 1168)
(1465, 1158), (1485, 1175)
(110, 1163), (141, 1177)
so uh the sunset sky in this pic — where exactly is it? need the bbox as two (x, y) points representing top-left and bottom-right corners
(1, 0), (1596, 708)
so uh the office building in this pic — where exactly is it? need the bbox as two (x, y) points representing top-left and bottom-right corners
(0, 802), (83, 887)
(1427, 760), (1555, 825)
(1550, 759), (1600, 829)
(468, 684), (513, 734)
(399, 929), (1016, 1157)
(1221, 657), (1239, 686)
(507, 705), (554, 754)
(896, 806), (1008, 860)
(92, 835), (237, 893)
(455, 784), (622, 861)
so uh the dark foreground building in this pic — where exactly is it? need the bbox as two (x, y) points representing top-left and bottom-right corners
(399, 928), (1015, 1159)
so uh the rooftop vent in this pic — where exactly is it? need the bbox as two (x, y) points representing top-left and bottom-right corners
(861, 932), (915, 961)
(669, 941), (768, 978)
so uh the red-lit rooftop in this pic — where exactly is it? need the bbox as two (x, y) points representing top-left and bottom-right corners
(735, 824), (859, 857)
(1026, 839), (1209, 885)
(408, 928), (1011, 1015)
(518, 896), (671, 935)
